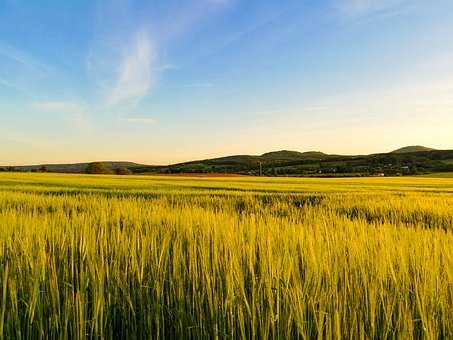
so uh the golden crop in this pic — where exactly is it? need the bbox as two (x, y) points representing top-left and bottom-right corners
(0, 173), (453, 339)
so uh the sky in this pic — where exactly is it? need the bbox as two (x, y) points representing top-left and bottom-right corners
(1, 0), (453, 165)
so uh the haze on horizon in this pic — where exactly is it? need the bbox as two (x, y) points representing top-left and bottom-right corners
(1, 0), (453, 166)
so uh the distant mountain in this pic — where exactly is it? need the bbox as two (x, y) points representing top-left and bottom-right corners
(3, 147), (453, 177)
(391, 146), (435, 154)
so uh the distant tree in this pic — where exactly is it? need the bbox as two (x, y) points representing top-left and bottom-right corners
(115, 167), (132, 175)
(86, 162), (113, 174)
(409, 166), (418, 175)
(39, 165), (48, 173)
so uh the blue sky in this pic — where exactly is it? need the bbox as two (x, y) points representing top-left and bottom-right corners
(1, 0), (453, 165)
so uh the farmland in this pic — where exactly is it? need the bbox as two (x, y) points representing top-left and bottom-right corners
(1, 173), (453, 338)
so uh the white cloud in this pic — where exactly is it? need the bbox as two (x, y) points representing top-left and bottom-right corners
(156, 63), (179, 72)
(206, 0), (230, 4)
(32, 101), (90, 129)
(107, 31), (155, 107)
(33, 101), (86, 114)
(0, 77), (29, 95)
(182, 82), (213, 88)
(339, 0), (411, 17)
(0, 43), (51, 75)
(0, 44), (54, 96)
(300, 106), (329, 113)
(120, 117), (157, 125)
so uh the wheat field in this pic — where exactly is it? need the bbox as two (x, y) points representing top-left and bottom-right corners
(0, 173), (453, 339)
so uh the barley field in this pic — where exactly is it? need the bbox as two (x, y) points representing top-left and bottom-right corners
(0, 173), (453, 339)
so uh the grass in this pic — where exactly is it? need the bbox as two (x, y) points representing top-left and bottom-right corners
(1, 172), (453, 338)
(419, 172), (453, 178)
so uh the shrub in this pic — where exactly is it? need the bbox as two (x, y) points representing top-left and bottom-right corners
(115, 167), (132, 175)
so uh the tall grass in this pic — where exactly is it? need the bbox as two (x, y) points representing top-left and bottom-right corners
(0, 173), (453, 338)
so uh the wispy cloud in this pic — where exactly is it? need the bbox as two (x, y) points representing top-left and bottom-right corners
(120, 117), (157, 125)
(338, 0), (412, 18)
(107, 31), (154, 107)
(205, 0), (231, 5)
(0, 43), (51, 75)
(161, 82), (214, 90)
(182, 82), (214, 88)
(300, 106), (329, 113)
(32, 101), (90, 129)
(0, 43), (54, 96)
(155, 63), (179, 72)
(0, 77), (30, 96)
(33, 101), (87, 115)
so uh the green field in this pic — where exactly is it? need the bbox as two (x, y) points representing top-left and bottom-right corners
(1, 173), (453, 339)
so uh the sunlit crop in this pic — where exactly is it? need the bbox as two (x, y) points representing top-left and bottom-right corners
(1, 173), (452, 338)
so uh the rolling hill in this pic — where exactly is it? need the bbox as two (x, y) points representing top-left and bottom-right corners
(6, 162), (145, 173)
(2, 146), (453, 177)
(260, 150), (328, 161)
(391, 146), (435, 153)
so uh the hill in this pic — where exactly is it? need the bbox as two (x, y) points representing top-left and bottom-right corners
(131, 148), (453, 176)
(7, 161), (145, 173)
(391, 146), (435, 154)
(261, 150), (327, 161)
(137, 148), (453, 176)
(2, 147), (453, 177)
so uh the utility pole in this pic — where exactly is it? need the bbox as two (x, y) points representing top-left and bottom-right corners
(259, 161), (263, 177)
